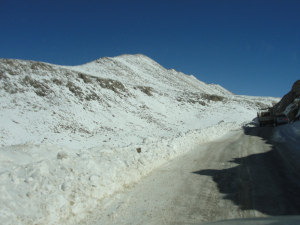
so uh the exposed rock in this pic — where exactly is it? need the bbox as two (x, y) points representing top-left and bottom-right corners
(96, 77), (127, 94)
(134, 86), (154, 96)
(272, 80), (300, 121)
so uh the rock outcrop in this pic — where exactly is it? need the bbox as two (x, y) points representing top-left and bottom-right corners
(272, 80), (300, 121)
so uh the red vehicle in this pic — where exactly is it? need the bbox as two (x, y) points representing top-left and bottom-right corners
(275, 114), (289, 125)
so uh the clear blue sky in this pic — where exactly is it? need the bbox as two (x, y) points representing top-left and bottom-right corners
(1, 0), (299, 97)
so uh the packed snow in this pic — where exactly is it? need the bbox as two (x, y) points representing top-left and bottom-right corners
(0, 54), (279, 224)
(273, 121), (300, 151)
(272, 95), (300, 151)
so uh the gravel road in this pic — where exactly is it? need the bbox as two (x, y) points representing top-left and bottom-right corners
(84, 126), (300, 225)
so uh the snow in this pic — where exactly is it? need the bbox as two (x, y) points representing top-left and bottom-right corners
(0, 55), (279, 224)
(272, 95), (300, 150)
(273, 121), (300, 151)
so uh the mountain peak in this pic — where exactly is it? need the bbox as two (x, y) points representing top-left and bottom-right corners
(89, 54), (152, 65)
(66, 54), (233, 96)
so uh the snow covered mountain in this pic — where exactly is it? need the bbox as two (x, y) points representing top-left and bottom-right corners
(0, 54), (279, 224)
(0, 54), (277, 148)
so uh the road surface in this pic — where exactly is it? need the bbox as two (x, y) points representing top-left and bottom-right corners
(82, 126), (300, 225)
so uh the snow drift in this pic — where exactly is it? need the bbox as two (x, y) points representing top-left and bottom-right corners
(273, 121), (300, 151)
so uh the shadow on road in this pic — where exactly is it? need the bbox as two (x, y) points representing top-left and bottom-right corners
(193, 125), (300, 216)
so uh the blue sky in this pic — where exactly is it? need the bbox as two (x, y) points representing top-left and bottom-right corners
(0, 0), (299, 97)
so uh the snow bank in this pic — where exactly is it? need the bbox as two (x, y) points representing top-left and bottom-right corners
(0, 121), (240, 225)
(273, 121), (300, 151)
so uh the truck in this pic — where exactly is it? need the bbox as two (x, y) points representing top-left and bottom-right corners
(257, 108), (276, 127)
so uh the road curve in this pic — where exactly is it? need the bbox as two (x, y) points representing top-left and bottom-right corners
(83, 126), (300, 225)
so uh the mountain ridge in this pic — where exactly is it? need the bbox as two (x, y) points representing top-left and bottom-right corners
(0, 54), (278, 149)
(64, 53), (233, 96)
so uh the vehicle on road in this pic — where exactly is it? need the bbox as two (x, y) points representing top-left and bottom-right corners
(275, 114), (289, 125)
(257, 108), (275, 127)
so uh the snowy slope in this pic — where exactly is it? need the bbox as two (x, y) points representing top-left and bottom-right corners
(273, 121), (300, 150)
(67, 54), (233, 96)
(0, 55), (279, 224)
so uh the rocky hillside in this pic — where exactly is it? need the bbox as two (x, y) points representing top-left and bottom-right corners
(272, 80), (300, 121)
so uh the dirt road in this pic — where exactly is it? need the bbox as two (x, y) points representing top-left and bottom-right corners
(84, 126), (300, 225)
